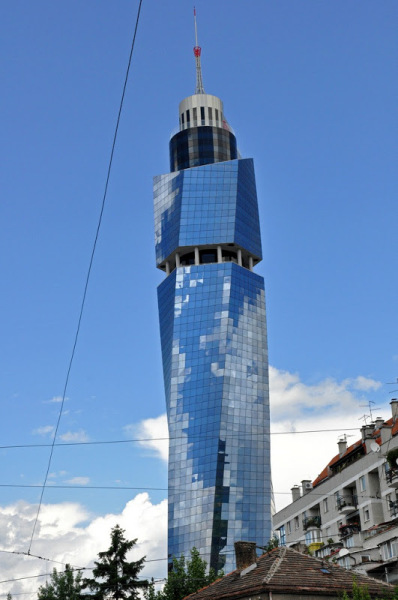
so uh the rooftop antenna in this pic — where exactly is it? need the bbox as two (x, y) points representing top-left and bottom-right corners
(359, 400), (381, 422)
(385, 378), (398, 393)
(359, 413), (370, 425)
(193, 7), (205, 94)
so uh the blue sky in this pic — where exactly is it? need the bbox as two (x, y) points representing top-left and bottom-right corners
(1, 0), (397, 593)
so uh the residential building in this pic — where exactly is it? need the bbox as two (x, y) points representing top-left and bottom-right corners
(182, 542), (393, 600)
(273, 400), (398, 584)
(153, 19), (271, 572)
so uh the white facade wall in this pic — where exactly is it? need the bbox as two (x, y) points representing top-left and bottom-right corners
(273, 412), (398, 584)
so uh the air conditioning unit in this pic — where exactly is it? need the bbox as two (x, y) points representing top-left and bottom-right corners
(304, 483), (313, 490)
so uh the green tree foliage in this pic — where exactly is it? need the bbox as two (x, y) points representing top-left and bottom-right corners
(387, 449), (398, 469)
(147, 548), (221, 600)
(37, 564), (83, 600)
(341, 579), (398, 600)
(342, 580), (371, 600)
(82, 524), (148, 600)
(264, 537), (279, 553)
(144, 580), (158, 600)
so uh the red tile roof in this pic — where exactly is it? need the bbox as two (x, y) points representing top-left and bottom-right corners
(312, 418), (397, 487)
(183, 547), (394, 600)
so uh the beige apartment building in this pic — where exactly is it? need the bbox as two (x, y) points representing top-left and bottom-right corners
(273, 400), (398, 584)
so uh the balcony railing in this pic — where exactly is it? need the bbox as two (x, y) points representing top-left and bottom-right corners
(389, 500), (398, 517)
(336, 495), (358, 512)
(339, 522), (361, 539)
(303, 515), (321, 530)
(386, 468), (398, 487)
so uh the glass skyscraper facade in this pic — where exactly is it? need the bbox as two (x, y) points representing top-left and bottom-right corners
(154, 82), (271, 572)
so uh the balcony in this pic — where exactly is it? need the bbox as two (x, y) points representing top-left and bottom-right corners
(389, 500), (398, 517)
(386, 468), (398, 488)
(339, 522), (361, 539)
(303, 515), (321, 530)
(345, 532), (362, 549)
(336, 495), (358, 513)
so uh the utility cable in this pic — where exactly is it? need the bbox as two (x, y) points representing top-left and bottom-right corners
(0, 549), (84, 569)
(27, 0), (144, 554)
(0, 482), (387, 502)
(0, 426), (378, 451)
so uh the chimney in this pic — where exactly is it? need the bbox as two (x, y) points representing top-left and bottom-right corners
(381, 423), (392, 444)
(391, 399), (398, 421)
(338, 439), (348, 457)
(301, 479), (312, 494)
(375, 417), (385, 430)
(234, 541), (257, 570)
(291, 485), (301, 502)
(361, 424), (375, 441)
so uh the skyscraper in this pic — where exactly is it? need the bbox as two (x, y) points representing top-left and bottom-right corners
(153, 16), (271, 573)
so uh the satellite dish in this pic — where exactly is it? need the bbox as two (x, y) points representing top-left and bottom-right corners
(370, 441), (380, 453)
(339, 548), (349, 557)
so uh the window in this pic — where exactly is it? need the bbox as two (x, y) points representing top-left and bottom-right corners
(180, 251), (195, 266)
(287, 521), (291, 534)
(193, 107), (197, 125)
(305, 529), (320, 545)
(338, 556), (351, 569)
(186, 109), (190, 123)
(359, 476), (366, 491)
(364, 508), (370, 521)
(294, 516), (299, 530)
(361, 555), (370, 563)
(215, 108), (219, 123)
(279, 525), (286, 546)
(208, 107), (212, 122)
(381, 541), (398, 561)
(200, 250), (217, 264)
(181, 113), (185, 125)
(200, 106), (205, 123)
(323, 498), (329, 513)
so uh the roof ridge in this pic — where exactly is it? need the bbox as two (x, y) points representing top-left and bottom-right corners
(263, 545), (287, 583)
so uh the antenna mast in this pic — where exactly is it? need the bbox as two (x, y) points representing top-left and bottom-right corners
(193, 8), (205, 94)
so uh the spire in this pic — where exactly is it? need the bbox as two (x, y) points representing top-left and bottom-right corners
(193, 7), (205, 94)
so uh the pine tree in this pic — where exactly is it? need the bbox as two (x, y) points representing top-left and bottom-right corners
(82, 525), (148, 600)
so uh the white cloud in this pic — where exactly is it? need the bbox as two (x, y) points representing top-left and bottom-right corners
(12, 366), (384, 597)
(64, 477), (90, 485)
(126, 367), (385, 513)
(0, 494), (167, 597)
(350, 375), (382, 391)
(269, 367), (386, 511)
(59, 430), (89, 443)
(32, 425), (54, 437)
(125, 414), (168, 462)
(43, 396), (65, 404)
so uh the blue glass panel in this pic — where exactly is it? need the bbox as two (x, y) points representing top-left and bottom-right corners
(157, 263), (271, 572)
(153, 159), (263, 266)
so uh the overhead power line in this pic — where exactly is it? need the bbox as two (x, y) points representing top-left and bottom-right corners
(0, 426), (369, 452)
(0, 549), (84, 569)
(28, 0), (144, 554)
(0, 482), (385, 502)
